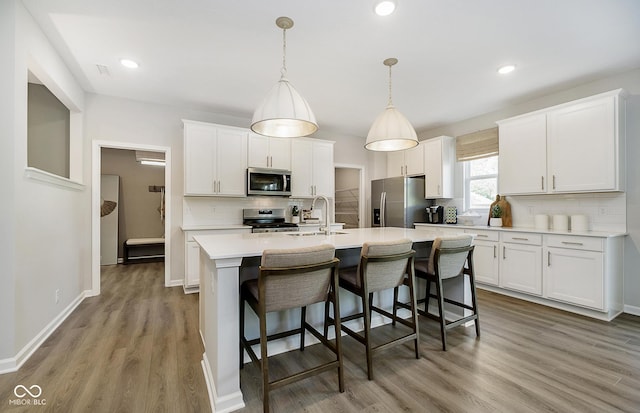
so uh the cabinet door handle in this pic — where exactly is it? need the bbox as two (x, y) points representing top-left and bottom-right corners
(552, 175), (556, 190)
(503, 246), (506, 259)
(476, 234), (488, 238)
(548, 251), (551, 266)
(493, 245), (497, 258)
(561, 241), (584, 246)
(541, 176), (544, 191)
(512, 237), (529, 241)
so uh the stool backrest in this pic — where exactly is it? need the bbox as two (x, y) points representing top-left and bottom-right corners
(428, 235), (473, 279)
(260, 244), (338, 312)
(360, 238), (414, 293)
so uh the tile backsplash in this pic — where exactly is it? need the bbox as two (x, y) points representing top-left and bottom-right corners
(429, 192), (626, 232)
(182, 196), (332, 227)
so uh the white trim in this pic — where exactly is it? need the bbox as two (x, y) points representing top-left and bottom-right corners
(91, 140), (172, 296)
(623, 304), (640, 316)
(24, 167), (84, 191)
(0, 290), (89, 374)
(201, 355), (245, 413)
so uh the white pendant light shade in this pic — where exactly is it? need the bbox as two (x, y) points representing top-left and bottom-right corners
(251, 16), (318, 138)
(251, 77), (318, 138)
(366, 104), (418, 151)
(365, 58), (418, 151)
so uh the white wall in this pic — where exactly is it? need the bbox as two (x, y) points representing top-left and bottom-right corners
(1, 1), (90, 368)
(0, 0), (18, 362)
(417, 68), (640, 312)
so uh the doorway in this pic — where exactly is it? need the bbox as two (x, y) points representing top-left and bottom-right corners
(91, 140), (172, 296)
(334, 165), (365, 229)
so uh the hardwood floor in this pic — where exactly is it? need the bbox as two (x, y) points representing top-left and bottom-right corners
(0, 263), (209, 413)
(1, 263), (639, 412)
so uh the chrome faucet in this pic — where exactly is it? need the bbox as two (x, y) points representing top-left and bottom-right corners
(311, 195), (331, 234)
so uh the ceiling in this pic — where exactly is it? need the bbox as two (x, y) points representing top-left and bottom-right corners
(22, 0), (640, 138)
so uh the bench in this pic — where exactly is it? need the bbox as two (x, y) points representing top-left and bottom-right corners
(123, 238), (165, 264)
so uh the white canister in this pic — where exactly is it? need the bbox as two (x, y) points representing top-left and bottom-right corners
(553, 215), (569, 231)
(571, 214), (589, 232)
(534, 214), (549, 230)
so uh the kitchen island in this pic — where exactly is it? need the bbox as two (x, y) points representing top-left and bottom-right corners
(193, 227), (440, 412)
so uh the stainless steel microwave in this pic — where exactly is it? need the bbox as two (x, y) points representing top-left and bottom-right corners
(247, 167), (292, 196)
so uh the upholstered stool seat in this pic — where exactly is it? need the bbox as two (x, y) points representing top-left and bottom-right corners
(240, 244), (344, 412)
(328, 238), (419, 380)
(407, 235), (480, 351)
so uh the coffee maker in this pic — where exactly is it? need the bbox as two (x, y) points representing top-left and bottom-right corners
(426, 205), (444, 224)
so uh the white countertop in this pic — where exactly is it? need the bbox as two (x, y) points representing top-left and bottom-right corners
(414, 223), (627, 238)
(194, 227), (438, 260)
(181, 224), (252, 231)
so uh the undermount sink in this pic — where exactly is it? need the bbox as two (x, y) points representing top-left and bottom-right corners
(288, 231), (349, 236)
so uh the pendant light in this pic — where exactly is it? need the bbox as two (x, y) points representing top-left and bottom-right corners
(365, 58), (418, 151)
(251, 17), (318, 138)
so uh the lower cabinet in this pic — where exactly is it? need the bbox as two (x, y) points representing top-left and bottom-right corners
(184, 228), (251, 292)
(467, 230), (499, 286)
(543, 235), (605, 310)
(499, 233), (542, 296)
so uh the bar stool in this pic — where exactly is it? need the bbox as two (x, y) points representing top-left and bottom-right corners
(412, 235), (479, 351)
(239, 244), (344, 412)
(329, 238), (419, 380)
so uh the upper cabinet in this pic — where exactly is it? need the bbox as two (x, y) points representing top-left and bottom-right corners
(498, 114), (548, 194)
(424, 136), (455, 198)
(387, 142), (424, 177)
(247, 134), (291, 170)
(498, 89), (624, 195)
(291, 138), (335, 197)
(183, 120), (247, 196)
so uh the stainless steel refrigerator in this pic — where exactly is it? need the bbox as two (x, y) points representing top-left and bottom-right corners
(371, 176), (429, 228)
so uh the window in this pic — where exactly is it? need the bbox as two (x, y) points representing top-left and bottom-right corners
(464, 155), (498, 211)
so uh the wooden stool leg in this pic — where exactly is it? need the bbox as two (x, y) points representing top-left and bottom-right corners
(363, 292), (374, 380)
(392, 286), (399, 326)
(300, 306), (307, 351)
(435, 278), (447, 351)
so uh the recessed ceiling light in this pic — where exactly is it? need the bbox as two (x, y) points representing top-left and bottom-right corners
(497, 64), (516, 74)
(374, 0), (397, 16)
(120, 59), (139, 69)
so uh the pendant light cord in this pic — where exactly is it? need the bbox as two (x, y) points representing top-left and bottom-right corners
(387, 63), (393, 106)
(281, 27), (287, 78)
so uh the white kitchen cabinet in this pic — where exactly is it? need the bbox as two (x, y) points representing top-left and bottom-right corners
(387, 142), (424, 178)
(499, 232), (542, 295)
(466, 229), (499, 286)
(547, 95), (619, 192)
(183, 120), (248, 196)
(291, 138), (335, 197)
(247, 133), (291, 170)
(424, 136), (455, 198)
(183, 227), (252, 291)
(543, 235), (605, 310)
(498, 114), (547, 194)
(497, 89), (624, 195)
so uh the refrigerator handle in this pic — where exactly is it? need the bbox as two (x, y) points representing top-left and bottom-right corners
(380, 192), (386, 227)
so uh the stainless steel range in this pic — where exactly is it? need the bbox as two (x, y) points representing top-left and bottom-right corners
(243, 208), (300, 233)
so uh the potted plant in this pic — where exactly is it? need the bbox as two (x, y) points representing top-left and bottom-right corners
(489, 204), (503, 227)
(291, 205), (300, 224)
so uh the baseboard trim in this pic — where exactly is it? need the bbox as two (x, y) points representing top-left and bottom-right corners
(623, 304), (640, 316)
(201, 354), (245, 413)
(0, 290), (89, 375)
(166, 279), (184, 288)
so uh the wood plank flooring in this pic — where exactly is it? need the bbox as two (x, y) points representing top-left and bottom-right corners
(1, 262), (639, 412)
